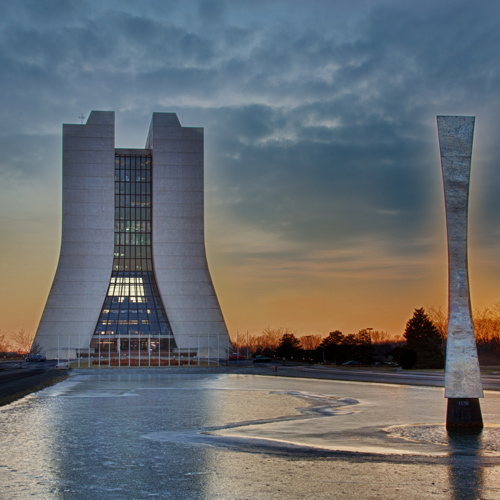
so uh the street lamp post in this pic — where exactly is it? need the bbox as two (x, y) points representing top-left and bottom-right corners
(366, 328), (373, 365)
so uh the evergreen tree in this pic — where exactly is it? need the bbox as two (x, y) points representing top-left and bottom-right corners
(276, 333), (302, 360)
(403, 308), (444, 368)
(355, 329), (374, 364)
(319, 330), (344, 364)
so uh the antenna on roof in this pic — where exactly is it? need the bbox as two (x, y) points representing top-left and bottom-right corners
(78, 113), (85, 124)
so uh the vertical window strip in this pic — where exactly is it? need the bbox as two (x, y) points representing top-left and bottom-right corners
(93, 154), (174, 345)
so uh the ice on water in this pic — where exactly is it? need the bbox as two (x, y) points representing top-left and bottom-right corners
(2, 373), (500, 500)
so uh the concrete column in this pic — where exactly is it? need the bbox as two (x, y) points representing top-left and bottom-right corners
(146, 113), (231, 357)
(437, 115), (483, 431)
(34, 111), (115, 358)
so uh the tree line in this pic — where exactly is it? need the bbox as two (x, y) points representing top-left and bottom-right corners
(3, 302), (500, 366)
(0, 328), (35, 355)
(232, 326), (380, 365)
(231, 303), (500, 368)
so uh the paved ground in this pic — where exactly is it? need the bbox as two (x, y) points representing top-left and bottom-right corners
(1, 359), (499, 408)
(248, 362), (500, 391)
(0, 360), (68, 406)
(67, 360), (500, 392)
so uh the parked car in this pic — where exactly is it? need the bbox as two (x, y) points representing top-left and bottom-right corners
(342, 360), (361, 366)
(229, 354), (246, 360)
(25, 354), (46, 362)
(253, 355), (272, 363)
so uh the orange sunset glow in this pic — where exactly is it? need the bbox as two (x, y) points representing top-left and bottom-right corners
(2, 2), (500, 345)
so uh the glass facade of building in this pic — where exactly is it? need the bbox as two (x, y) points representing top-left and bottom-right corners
(92, 153), (176, 357)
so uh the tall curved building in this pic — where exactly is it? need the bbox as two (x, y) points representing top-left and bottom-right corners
(34, 111), (231, 362)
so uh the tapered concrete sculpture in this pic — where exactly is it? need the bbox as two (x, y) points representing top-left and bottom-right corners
(438, 115), (484, 431)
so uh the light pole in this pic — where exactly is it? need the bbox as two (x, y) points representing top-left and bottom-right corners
(366, 328), (373, 365)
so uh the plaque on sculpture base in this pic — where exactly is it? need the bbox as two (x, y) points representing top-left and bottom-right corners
(446, 398), (483, 432)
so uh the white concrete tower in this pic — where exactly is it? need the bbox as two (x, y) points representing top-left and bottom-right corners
(34, 111), (231, 362)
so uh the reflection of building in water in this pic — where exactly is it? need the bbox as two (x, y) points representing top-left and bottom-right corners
(34, 111), (231, 361)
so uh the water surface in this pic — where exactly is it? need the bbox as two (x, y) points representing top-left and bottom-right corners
(1, 372), (500, 499)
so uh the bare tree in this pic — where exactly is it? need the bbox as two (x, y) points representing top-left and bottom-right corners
(489, 301), (500, 318)
(370, 330), (393, 344)
(427, 305), (448, 341)
(300, 334), (323, 350)
(246, 334), (261, 354)
(239, 327), (298, 356)
(473, 304), (500, 346)
(230, 331), (251, 355)
(0, 330), (11, 352)
(259, 326), (291, 351)
(29, 340), (43, 356)
(10, 328), (34, 354)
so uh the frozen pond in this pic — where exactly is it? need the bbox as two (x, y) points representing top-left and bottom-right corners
(1, 372), (500, 499)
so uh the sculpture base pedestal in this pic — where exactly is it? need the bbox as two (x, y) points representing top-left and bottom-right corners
(446, 398), (483, 432)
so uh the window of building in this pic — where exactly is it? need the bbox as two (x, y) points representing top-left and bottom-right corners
(93, 154), (176, 349)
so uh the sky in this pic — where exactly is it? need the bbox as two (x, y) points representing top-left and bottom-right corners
(2, 0), (500, 340)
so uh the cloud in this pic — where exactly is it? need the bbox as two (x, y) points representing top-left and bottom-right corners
(3, 0), (500, 333)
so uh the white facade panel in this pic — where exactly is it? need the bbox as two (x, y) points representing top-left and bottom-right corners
(63, 164), (114, 178)
(63, 150), (115, 164)
(154, 140), (204, 154)
(169, 321), (228, 336)
(161, 295), (221, 309)
(160, 282), (217, 296)
(61, 228), (113, 243)
(63, 189), (112, 204)
(154, 203), (204, 217)
(152, 152), (204, 166)
(42, 307), (103, 324)
(63, 137), (115, 152)
(154, 165), (203, 179)
(63, 202), (113, 216)
(166, 308), (224, 322)
(57, 254), (113, 270)
(63, 176), (114, 191)
(60, 241), (114, 256)
(62, 215), (114, 230)
(153, 254), (208, 270)
(154, 177), (204, 192)
(153, 229), (205, 244)
(154, 268), (212, 284)
(155, 243), (206, 257)
(46, 268), (112, 283)
(152, 216), (204, 231)
(45, 280), (110, 296)
(152, 190), (204, 205)
(63, 123), (114, 138)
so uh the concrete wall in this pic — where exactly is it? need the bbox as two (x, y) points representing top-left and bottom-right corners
(34, 111), (115, 358)
(147, 113), (231, 356)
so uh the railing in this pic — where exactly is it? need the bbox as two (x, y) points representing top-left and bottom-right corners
(53, 334), (232, 368)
